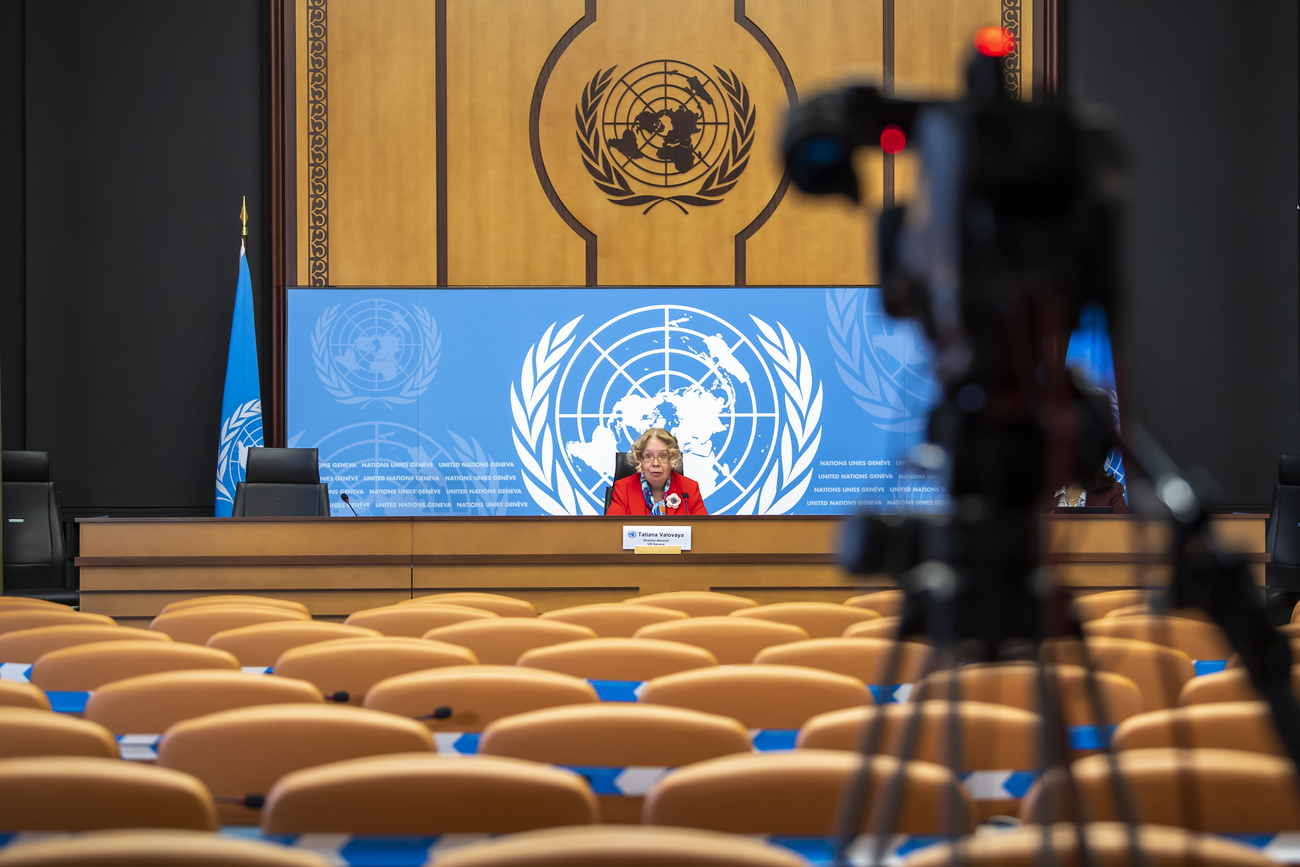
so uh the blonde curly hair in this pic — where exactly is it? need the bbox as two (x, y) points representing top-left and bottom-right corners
(630, 428), (683, 473)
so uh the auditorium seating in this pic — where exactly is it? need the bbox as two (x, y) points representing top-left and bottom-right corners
(344, 602), (498, 636)
(401, 592), (538, 617)
(422, 618), (598, 664)
(0, 622), (171, 663)
(0, 595), (73, 610)
(1179, 664), (1300, 705)
(0, 756), (219, 830)
(637, 664), (869, 730)
(1112, 701), (1287, 756)
(156, 704), (435, 824)
(29, 640), (240, 691)
(517, 637), (717, 681)
(0, 706), (118, 758)
(260, 753), (599, 833)
(730, 601), (880, 637)
(642, 750), (974, 835)
(0, 829), (334, 866)
(0, 607), (115, 634)
(148, 604), (309, 645)
(83, 669), (326, 735)
(160, 595), (312, 615)
(621, 590), (759, 617)
(1106, 604), (1214, 623)
(843, 615), (928, 642)
(1071, 588), (1153, 621)
(633, 616), (807, 664)
(270, 636), (478, 705)
(0, 679), (51, 709)
(753, 636), (934, 685)
(431, 826), (806, 867)
(1084, 615), (1233, 664)
(1049, 636), (1196, 712)
(477, 703), (753, 823)
(539, 602), (688, 637)
(205, 620), (380, 665)
(843, 588), (904, 616)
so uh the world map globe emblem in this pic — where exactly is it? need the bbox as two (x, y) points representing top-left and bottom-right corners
(600, 60), (729, 188)
(312, 298), (440, 405)
(555, 306), (781, 514)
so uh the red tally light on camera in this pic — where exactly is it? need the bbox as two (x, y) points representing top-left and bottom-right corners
(879, 125), (907, 155)
(975, 26), (1015, 57)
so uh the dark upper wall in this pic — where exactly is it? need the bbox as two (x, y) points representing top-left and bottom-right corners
(1069, 0), (1300, 508)
(1, 0), (268, 513)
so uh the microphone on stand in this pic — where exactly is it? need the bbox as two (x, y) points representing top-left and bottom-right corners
(681, 492), (689, 514)
(340, 492), (359, 517)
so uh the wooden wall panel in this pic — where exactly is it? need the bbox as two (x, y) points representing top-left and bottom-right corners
(446, 0), (587, 286)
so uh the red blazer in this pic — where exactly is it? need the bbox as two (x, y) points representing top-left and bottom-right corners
(607, 472), (708, 516)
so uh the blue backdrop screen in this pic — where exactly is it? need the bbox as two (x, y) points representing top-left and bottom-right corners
(287, 288), (946, 516)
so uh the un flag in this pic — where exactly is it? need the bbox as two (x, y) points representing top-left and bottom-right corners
(214, 240), (263, 516)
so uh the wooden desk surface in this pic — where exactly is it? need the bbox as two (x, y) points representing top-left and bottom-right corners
(75, 514), (1266, 625)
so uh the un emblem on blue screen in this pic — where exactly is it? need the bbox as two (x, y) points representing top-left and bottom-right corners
(577, 61), (754, 214)
(311, 299), (440, 406)
(826, 288), (940, 433)
(510, 307), (823, 515)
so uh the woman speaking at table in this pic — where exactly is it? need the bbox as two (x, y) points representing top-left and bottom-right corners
(607, 428), (709, 516)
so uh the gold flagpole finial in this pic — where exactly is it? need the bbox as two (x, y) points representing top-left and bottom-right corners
(240, 196), (248, 237)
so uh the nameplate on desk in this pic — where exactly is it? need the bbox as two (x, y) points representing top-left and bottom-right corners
(623, 526), (691, 551)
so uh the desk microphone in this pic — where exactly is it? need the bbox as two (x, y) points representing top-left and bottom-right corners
(681, 492), (689, 512)
(415, 705), (454, 721)
(339, 492), (359, 517)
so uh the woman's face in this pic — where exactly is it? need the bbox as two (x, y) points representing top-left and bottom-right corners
(640, 435), (673, 488)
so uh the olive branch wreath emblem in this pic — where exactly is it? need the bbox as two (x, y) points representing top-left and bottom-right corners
(826, 288), (929, 433)
(311, 303), (441, 407)
(215, 398), (262, 504)
(576, 66), (756, 215)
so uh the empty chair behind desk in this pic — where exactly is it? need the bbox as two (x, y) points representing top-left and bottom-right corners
(232, 447), (329, 517)
(621, 591), (759, 617)
(0, 707), (118, 758)
(518, 638), (716, 682)
(84, 669), (326, 736)
(0, 608), (115, 635)
(843, 589), (904, 617)
(0, 756), (218, 831)
(754, 636), (934, 685)
(0, 623), (171, 664)
(643, 750), (974, 835)
(401, 592), (539, 618)
(207, 621), (380, 666)
(149, 605), (309, 646)
(157, 703), (435, 825)
(540, 603), (688, 637)
(730, 602), (879, 638)
(271, 637), (478, 705)
(422, 619), (597, 665)
(638, 664), (869, 731)
(160, 595), (311, 616)
(634, 617), (808, 665)
(1113, 702), (1287, 756)
(29, 641), (240, 692)
(346, 603), (497, 637)
(261, 753), (598, 834)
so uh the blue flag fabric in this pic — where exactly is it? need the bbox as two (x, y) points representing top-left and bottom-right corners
(1065, 303), (1125, 489)
(215, 241), (264, 516)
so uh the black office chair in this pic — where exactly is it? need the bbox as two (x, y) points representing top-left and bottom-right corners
(2, 450), (76, 604)
(603, 452), (639, 514)
(1265, 454), (1300, 625)
(231, 447), (330, 517)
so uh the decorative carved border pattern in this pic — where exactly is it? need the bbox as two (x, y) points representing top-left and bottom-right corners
(1001, 0), (1022, 99)
(306, 0), (329, 286)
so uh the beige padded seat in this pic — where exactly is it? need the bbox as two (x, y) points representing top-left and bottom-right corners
(914, 662), (1143, 730)
(262, 753), (598, 833)
(364, 665), (598, 732)
(643, 750), (975, 835)
(0, 624), (171, 664)
(344, 604), (496, 637)
(271, 636), (477, 705)
(432, 826), (807, 867)
(843, 589), (903, 617)
(1106, 604), (1213, 622)
(796, 700), (1040, 820)
(518, 638), (716, 681)
(478, 703), (752, 824)
(730, 602), (880, 638)
(1072, 589), (1153, 622)
(0, 829), (332, 866)
(148, 605), (308, 646)
(401, 593), (538, 618)
(639, 664), (869, 729)
(622, 591), (759, 617)
(539, 603), (688, 637)
(206, 621), (379, 666)
(1051, 637), (1196, 712)
(0, 596), (71, 611)
(1114, 702), (1287, 756)
(157, 704), (435, 825)
(84, 670), (325, 736)
(1084, 615), (1232, 662)
(0, 756), (218, 831)
(0, 680), (51, 710)
(754, 636), (933, 684)
(0, 707), (118, 758)
(1179, 664), (1300, 705)
(160, 595), (311, 616)
(29, 641), (240, 691)
(842, 616), (929, 643)
(423, 618), (597, 664)
(903, 822), (1270, 867)
(634, 617), (807, 665)
(1021, 748), (1300, 832)
(0, 608), (115, 635)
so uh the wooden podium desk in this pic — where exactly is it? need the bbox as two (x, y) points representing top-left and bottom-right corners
(76, 514), (1266, 627)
